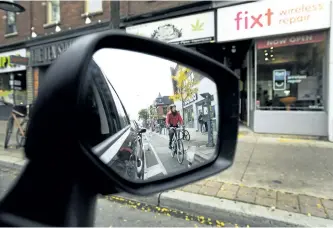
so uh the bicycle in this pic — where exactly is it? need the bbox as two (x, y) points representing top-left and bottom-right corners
(169, 126), (185, 164)
(181, 126), (190, 141)
(4, 104), (31, 149)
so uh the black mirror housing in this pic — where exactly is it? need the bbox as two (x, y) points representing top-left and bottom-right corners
(25, 31), (239, 196)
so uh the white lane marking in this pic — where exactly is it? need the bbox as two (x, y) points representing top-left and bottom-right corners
(145, 164), (164, 179)
(99, 128), (131, 164)
(144, 134), (167, 175)
(143, 143), (148, 180)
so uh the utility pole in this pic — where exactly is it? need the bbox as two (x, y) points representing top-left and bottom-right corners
(110, 0), (120, 29)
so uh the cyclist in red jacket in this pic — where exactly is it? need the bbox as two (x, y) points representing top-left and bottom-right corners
(166, 104), (183, 149)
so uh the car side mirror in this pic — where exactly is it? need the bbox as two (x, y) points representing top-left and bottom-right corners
(25, 31), (239, 196)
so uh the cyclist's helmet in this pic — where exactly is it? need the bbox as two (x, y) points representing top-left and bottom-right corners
(169, 104), (176, 110)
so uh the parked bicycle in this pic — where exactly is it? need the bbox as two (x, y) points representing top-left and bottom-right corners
(169, 126), (185, 164)
(4, 101), (31, 149)
(181, 126), (190, 141)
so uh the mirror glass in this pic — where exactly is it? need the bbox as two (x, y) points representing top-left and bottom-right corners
(83, 48), (218, 183)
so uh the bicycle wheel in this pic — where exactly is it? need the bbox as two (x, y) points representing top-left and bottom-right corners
(176, 139), (185, 164)
(183, 130), (190, 141)
(16, 118), (27, 148)
(170, 138), (176, 158)
(4, 116), (14, 149)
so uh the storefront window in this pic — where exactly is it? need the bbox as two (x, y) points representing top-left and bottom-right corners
(47, 0), (60, 24)
(0, 71), (27, 105)
(256, 32), (326, 111)
(184, 106), (194, 128)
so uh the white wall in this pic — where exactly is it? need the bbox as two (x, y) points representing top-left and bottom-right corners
(328, 2), (333, 142)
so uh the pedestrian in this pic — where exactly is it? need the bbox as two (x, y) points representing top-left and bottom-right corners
(198, 111), (203, 132)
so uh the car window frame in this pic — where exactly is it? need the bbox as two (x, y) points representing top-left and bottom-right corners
(90, 60), (120, 134)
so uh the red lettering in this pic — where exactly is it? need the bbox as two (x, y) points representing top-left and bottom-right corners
(251, 14), (263, 28)
(234, 8), (274, 30)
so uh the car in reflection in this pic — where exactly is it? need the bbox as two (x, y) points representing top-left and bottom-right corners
(109, 120), (146, 180)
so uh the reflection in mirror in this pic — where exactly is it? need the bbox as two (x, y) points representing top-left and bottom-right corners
(83, 48), (218, 183)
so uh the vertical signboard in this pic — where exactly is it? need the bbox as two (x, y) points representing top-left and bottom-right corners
(273, 69), (287, 91)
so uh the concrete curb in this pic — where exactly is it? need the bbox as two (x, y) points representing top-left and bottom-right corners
(1, 159), (333, 227)
(0, 159), (26, 171)
(159, 190), (333, 227)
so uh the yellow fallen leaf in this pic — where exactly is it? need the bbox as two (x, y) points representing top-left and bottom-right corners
(308, 213), (311, 217)
(317, 204), (322, 208)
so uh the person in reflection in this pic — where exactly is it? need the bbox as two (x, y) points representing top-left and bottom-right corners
(166, 104), (183, 150)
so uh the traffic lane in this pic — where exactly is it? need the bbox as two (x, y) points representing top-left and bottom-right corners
(142, 133), (167, 180)
(147, 134), (194, 177)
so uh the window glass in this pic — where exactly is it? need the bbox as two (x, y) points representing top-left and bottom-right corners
(108, 84), (130, 129)
(48, 0), (60, 23)
(86, 0), (103, 13)
(6, 11), (16, 34)
(256, 32), (325, 111)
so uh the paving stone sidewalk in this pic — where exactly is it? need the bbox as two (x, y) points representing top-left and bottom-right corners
(178, 179), (333, 220)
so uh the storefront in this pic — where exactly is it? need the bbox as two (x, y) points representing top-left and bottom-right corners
(29, 38), (75, 98)
(0, 49), (27, 120)
(171, 66), (218, 132)
(217, 0), (332, 138)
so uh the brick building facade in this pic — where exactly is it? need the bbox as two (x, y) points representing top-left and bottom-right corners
(0, 1), (192, 46)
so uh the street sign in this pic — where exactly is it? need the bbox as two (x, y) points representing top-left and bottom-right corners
(9, 55), (29, 66)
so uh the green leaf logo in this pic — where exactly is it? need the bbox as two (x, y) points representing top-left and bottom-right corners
(191, 19), (204, 31)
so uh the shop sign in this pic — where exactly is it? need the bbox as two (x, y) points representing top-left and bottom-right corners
(0, 49), (27, 73)
(126, 11), (215, 45)
(287, 75), (307, 84)
(9, 55), (29, 66)
(273, 69), (287, 91)
(217, 0), (330, 42)
(184, 93), (198, 106)
(30, 39), (75, 66)
(257, 32), (325, 49)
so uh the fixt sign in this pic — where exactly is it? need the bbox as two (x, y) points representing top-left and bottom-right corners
(217, 0), (330, 42)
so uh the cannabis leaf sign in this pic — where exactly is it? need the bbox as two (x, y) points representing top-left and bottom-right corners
(191, 19), (204, 31)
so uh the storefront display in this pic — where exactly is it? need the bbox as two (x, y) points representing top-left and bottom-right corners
(0, 49), (27, 119)
(256, 31), (326, 111)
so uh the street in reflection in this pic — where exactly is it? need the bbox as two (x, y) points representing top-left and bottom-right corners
(85, 48), (219, 182)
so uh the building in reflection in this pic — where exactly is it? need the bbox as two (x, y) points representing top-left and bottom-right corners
(148, 93), (173, 130)
(170, 64), (218, 132)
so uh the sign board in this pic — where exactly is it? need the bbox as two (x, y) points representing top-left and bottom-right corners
(0, 49), (27, 73)
(184, 93), (198, 106)
(30, 38), (75, 66)
(126, 11), (215, 45)
(217, 0), (331, 42)
(257, 32), (326, 49)
(273, 69), (287, 91)
(9, 55), (29, 66)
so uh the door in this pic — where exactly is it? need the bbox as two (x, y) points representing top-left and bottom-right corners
(247, 44), (255, 129)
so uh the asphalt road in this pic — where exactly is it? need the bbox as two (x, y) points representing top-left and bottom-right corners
(0, 167), (216, 227)
(142, 132), (199, 181)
